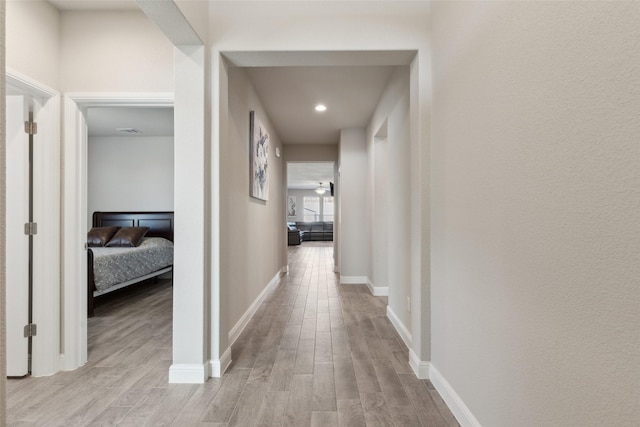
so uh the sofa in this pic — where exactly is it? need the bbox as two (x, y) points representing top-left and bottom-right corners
(288, 223), (302, 245)
(287, 221), (333, 245)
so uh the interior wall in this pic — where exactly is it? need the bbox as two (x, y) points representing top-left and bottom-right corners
(1, 0), (7, 421)
(367, 67), (411, 336)
(338, 128), (369, 280)
(286, 188), (333, 223)
(221, 66), (286, 352)
(431, 2), (640, 426)
(175, 0), (208, 43)
(87, 136), (174, 226)
(210, 1), (429, 51)
(368, 132), (388, 290)
(59, 10), (173, 92)
(171, 44), (208, 380)
(6, 0), (59, 90)
(283, 144), (339, 162)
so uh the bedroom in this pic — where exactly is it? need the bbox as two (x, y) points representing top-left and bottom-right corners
(86, 106), (175, 317)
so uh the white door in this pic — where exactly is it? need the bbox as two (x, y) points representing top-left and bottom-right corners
(5, 95), (31, 377)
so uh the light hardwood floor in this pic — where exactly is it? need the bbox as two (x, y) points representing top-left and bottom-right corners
(7, 242), (458, 426)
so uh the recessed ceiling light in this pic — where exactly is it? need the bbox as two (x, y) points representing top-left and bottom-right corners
(314, 104), (327, 112)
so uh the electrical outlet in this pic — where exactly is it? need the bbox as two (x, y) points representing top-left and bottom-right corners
(407, 296), (411, 313)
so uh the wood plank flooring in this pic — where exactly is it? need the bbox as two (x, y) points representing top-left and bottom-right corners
(7, 242), (458, 426)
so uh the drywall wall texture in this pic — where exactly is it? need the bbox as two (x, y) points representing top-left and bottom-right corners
(1, 1), (7, 423)
(367, 67), (411, 338)
(339, 128), (369, 278)
(59, 10), (174, 92)
(370, 130), (388, 289)
(6, 0), (59, 90)
(431, 2), (640, 426)
(87, 136), (174, 226)
(385, 71), (411, 337)
(211, 1), (429, 52)
(222, 67), (285, 352)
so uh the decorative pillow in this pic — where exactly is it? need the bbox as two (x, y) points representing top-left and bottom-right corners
(105, 227), (149, 247)
(87, 226), (120, 247)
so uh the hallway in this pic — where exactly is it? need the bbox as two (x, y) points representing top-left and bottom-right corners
(7, 243), (457, 426)
(224, 241), (458, 426)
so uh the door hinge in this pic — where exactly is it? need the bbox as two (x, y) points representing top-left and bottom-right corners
(24, 222), (38, 236)
(24, 323), (37, 338)
(24, 121), (38, 135)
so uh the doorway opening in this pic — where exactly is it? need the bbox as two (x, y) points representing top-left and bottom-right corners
(85, 106), (175, 357)
(62, 94), (174, 372)
(286, 161), (337, 266)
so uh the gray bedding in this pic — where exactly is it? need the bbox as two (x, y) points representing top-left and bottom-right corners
(91, 237), (173, 292)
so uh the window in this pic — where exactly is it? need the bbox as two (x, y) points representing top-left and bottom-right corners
(303, 196), (320, 222)
(323, 197), (334, 222)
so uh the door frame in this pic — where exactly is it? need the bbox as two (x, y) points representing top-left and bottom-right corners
(6, 68), (60, 376)
(61, 93), (173, 371)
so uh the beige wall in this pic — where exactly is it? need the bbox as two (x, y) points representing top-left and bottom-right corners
(6, 0), (59, 90)
(1, 1), (7, 423)
(59, 10), (173, 92)
(221, 66), (286, 351)
(211, 1), (429, 52)
(431, 2), (640, 426)
(6, 4), (173, 94)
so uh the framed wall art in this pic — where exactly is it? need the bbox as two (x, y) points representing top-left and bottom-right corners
(288, 195), (297, 217)
(249, 111), (270, 201)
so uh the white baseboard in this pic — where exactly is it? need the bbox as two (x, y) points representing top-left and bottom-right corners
(228, 268), (284, 347)
(409, 349), (430, 379)
(339, 275), (368, 285)
(366, 278), (388, 296)
(168, 363), (208, 384)
(430, 364), (483, 427)
(59, 355), (69, 372)
(209, 347), (232, 378)
(386, 305), (412, 349)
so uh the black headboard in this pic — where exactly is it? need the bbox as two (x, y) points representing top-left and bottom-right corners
(92, 211), (174, 242)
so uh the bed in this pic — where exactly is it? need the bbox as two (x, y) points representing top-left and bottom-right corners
(87, 211), (174, 317)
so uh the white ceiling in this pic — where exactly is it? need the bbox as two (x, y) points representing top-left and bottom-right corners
(87, 107), (174, 137)
(287, 162), (335, 190)
(81, 65), (396, 143)
(246, 66), (395, 144)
